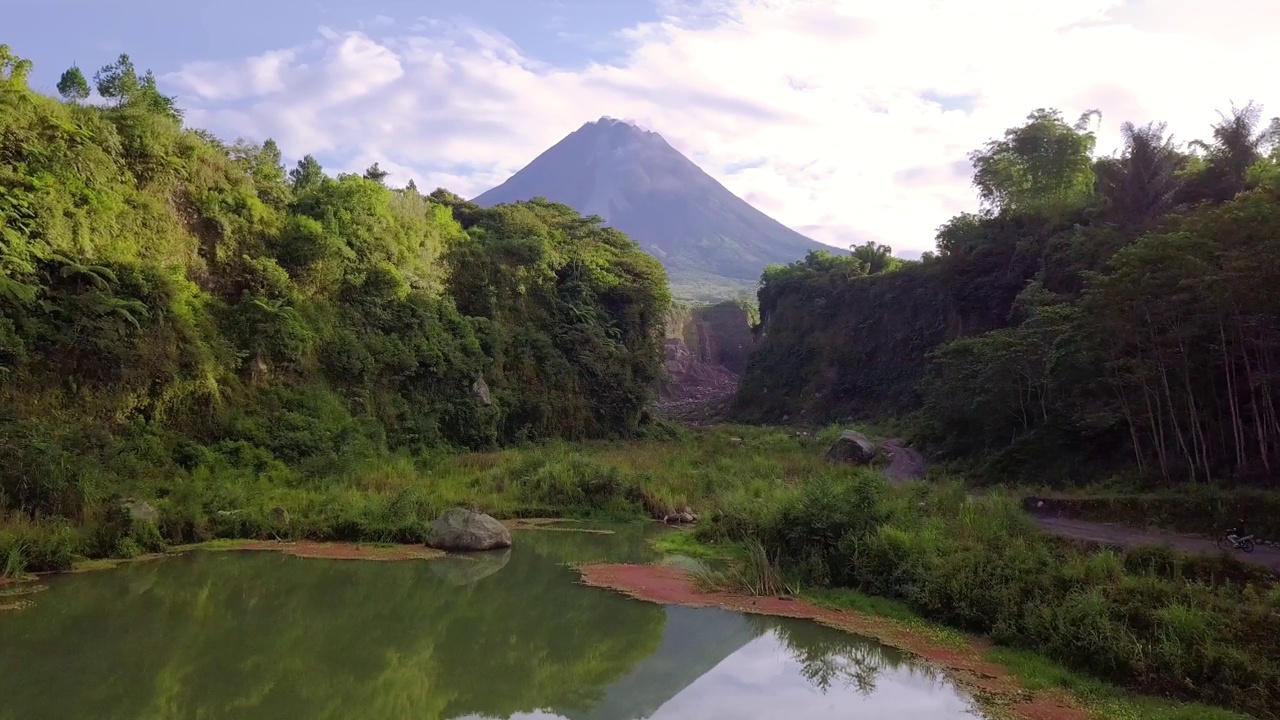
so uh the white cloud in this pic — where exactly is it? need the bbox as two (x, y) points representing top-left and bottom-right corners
(162, 0), (1280, 255)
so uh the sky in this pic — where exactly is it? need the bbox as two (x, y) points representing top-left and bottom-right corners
(9, 0), (1280, 257)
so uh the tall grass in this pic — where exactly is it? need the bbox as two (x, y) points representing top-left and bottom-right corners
(692, 539), (796, 597)
(696, 471), (1280, 719)
(0, 425), (837, 571)
(5, 423), (1278, 718)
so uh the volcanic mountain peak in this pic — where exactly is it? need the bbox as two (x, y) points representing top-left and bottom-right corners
(472, 118), (840, 300)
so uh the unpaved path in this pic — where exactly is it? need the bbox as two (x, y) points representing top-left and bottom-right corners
(1032, 516), (1280, 571)
(881, 438), (926, 482)
(882, 439), (1280, 572)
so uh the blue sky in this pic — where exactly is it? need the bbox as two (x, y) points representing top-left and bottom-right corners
(8, 1), (1278, 256)
(13, 1), (658, 86)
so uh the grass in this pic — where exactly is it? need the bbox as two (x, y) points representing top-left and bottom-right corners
(651, 529), (738, 560)
(987, 647), (1255, 720)
(690, 539), (796, 597)
(655, 528), (1250, 720)
(805, 587), (970, 647)
(5, 422), (1279, 718)
(0, 424), (844, 575)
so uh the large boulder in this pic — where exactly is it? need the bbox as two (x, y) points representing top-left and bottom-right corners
(472, 375), (492, 406)
(121, 499), (159, 525)
(426, 508), (512, 551)
(825, 430), (877, 465)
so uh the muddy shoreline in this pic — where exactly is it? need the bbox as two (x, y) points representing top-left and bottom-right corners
(577, 563), (1090, 720)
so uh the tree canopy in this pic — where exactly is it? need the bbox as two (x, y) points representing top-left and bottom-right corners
(0, 48), (670, 519)
(739, 101), (1280, 485)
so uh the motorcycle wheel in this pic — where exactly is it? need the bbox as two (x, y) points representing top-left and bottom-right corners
(1240, 538), (1255, 553)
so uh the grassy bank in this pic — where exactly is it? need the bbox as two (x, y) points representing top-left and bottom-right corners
(5, 424), (1278, 718)
(0, 425), (848, 578)
(689, 472), (1280, 719)
(670, 534), (1258, 720)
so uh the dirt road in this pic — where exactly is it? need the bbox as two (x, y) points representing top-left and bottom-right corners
(877, 438), (1280, 572)
(1032, 516), (1280, 571)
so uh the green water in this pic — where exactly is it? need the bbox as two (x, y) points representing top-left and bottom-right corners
(0, 526), (987, 720)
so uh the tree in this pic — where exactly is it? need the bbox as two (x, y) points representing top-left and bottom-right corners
(1095, 121), (1185, 227)
(363, 162), (390, 184)
(56, 65), (90, 102)
(1180, 102), (1280, 203)
(849, 241), (899, 275)
(93, 54), (139, 103)
(969, 108), (1099, 216)
(289, 155), (325, 192)
(405, 179), (419, 194)
(90, 53), (178, 117)
(230, 139), (291, 209)
(0, 45), (33, 88)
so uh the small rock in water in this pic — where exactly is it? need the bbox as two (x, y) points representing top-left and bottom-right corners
(426, 508), (512, 551)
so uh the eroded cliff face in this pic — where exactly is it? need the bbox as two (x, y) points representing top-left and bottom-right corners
(659, 301), (755, 411)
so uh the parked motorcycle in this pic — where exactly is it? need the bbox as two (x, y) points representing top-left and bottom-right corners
(1217, 527), (1256, 553)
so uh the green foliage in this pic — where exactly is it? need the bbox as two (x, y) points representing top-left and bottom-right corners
(55, 66), (89, 102)
(848, 241), (900, 275)
(1095, 121), (1185, 228)
(739, 103), (1280, 484)
(738, 258), (961, 421)
(0, 49), (668, 523)
(970, 108), (1099, 216)
(702, 483), (1280, 718)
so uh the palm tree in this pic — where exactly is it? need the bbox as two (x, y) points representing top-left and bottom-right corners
(850, 241), (898, 275)
(1095, 121), (1185, 227)
(1180, 102), (1279, 203)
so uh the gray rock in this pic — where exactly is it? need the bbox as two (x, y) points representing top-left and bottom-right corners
(121, 499), (159, 525)
(825, 430), (877, 464)
(426, 508), (511, 551)
(472, 375), (492, 406)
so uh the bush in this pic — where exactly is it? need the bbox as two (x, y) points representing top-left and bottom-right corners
(707, 483), (1280, 718)
(754, 471), (887, 586)
(0, 519), (81, 574)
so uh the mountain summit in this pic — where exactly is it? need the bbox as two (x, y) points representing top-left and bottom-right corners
(471, 117), (838, 299)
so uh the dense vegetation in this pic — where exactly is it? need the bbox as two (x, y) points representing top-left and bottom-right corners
(695, 460), (1280, 719)
(5, 42), (1278, 720)
(0, 47), (668, 566)
(738, 105), (1280, 484)
(664, 299), (756, 372)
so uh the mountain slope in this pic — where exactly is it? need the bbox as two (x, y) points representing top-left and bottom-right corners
(472, 117), (841, 299)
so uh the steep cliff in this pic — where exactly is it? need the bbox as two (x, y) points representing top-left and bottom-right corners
(659, 300), (756, 412)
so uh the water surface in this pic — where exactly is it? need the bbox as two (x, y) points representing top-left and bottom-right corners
(0, 525), (986, 720)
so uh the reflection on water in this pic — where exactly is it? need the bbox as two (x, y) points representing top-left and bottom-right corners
(0, 526), (985, 720)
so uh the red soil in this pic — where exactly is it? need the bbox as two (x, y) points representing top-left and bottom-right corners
(577, 563), (1095, 720)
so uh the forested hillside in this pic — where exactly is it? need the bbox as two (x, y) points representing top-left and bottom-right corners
(737, 106), (1280, 483)
(0, 47), (669, 523)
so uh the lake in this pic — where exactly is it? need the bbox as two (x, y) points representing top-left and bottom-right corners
(0, 524), (988, 720)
